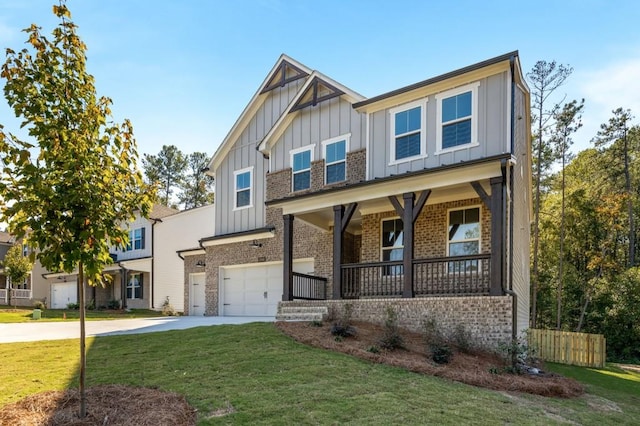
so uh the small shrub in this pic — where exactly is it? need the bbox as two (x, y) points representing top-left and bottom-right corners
(378, 306), (404, 350)
(367, 345), (380, 354)
(452, 324), (473, 353)
(431, 345), (453, 364)
(498, 333), (538, 372)
(309, 320), (323, 327)
(86, 299), (95, 310)
(330, 303), (356, 338)
(161, 297), (177, 316)
(422, 318), (454, 364)
(488, 366), (500, 375)
(33, 300), (46, 310)
(334, 335), (343, 342)
(107, 299), (121, 310)
(66, 302), (80, 310)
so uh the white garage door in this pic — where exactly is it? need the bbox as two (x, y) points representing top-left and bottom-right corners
(221, 260), (313, 316)
(51, 282), (78, 309)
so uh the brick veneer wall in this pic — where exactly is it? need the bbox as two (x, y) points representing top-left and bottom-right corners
(182, 254), (205, 316)
(361, 198), (491, 262)
(280, 296), (513, 348)
(200, 207), (332, 315)
(266, 149), (366, 202)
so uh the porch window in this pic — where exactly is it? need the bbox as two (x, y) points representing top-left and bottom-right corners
(126, 273), (143, 299)
(447, 207), (480, 272)
(323, 135), (348, 184)
(436, 82), (479, 153)
(291, 146), (313, 191)
(234, 167), (253, 209)
(126, 227), (145, 251)
(382, 218), (403, 275)
(390, 99), (426, 163)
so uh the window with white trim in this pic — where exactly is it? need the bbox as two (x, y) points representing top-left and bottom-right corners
(381, 218), (404, 276)
(291, 146), (313, 191)
(126, 273), (143, 299)
(447, 207), (480, 272)
(390, 100), (426, 163)
(125, 227), (145, 251)
(323, 135), (348, 184)
(436, 82), (479, 153)
(234, 168), (253, 209)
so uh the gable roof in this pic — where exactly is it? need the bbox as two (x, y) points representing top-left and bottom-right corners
(353, 51), (520, 110)
(206, 54), (313, 176)
(256, 70), (365, 154)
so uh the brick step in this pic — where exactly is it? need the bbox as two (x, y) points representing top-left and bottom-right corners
(276, 312), (325, 322)
(279, 306), (328, 314)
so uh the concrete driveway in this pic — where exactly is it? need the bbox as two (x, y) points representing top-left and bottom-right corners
(0, 316), (275, 344)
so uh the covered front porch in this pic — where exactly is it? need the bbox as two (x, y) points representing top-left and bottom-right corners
(273, 157), (510, 301)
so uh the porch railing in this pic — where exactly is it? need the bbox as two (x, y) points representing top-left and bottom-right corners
(12, 289), (33, 299)
(341, 254), (491, 299)
(292, 272), (327, 300)
(0, 289), (7, 304)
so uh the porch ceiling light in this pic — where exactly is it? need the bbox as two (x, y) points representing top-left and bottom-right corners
(196, 260), (206, 268)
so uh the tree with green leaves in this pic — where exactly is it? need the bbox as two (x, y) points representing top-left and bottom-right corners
(0, 2), (153, 417)
(526, 60), (573, 328)
(549, 99), (584, 329)
(142, 144), (187, 206)
(178, 151), (214, 209)
(1, 243), (33, 308)
(592, 108), (637, 266)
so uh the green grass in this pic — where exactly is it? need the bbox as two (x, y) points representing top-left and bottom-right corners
(0, 306), (162, 323)
(1, 323), (639, 425)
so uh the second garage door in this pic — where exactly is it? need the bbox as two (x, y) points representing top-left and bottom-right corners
(51, 281), (78, 309)
(221, 261), (313, 316)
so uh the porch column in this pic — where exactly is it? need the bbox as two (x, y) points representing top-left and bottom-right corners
(283, 214), (294, 301)
(332, 205), (344, 300)
(490, 176), (504, 296)
(402, 193), (415, 298)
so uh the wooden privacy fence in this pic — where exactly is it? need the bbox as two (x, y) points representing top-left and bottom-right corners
(528, 329), (606, 368)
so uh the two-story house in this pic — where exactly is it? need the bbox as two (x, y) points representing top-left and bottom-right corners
(30, 203), (214, 311)
(185, 52), (531, 346)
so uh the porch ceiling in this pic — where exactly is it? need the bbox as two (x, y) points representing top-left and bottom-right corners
(274, 160), (500, 232)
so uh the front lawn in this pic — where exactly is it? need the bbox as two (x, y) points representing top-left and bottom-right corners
(0, 323), (638, 425)
(0, 306), (162, 323)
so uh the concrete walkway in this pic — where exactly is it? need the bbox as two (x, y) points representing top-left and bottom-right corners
(0, 316), (275, 344)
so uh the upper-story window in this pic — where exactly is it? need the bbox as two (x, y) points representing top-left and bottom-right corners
(234, 167), (253, 209)
(290, 146), (313, 192)
(323, 134), (349, 185)
(390, 99), (426, 163)
(126, 227), (145, 251)
(436, 82), (479, 153)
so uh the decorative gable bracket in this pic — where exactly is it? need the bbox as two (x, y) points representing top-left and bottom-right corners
(260, 60), (309, 94)
(289, 77), (345, 113)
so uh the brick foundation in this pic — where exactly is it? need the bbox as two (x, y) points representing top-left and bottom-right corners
(279, 296), (513, 348)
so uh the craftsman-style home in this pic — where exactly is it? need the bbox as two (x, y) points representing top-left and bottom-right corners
(185, 52), (531, 346)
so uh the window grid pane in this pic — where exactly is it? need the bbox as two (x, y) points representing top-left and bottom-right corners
(326, 162), (345, 184)
(236, 189), (250, 207)
(293, 170), (310, 191)
(442, 119), (471, 149)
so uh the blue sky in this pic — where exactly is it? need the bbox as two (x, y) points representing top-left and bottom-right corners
(1, 0), (639, 158)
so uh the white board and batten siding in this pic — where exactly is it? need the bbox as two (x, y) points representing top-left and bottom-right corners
(269, 96), (367, 171)
(116, 213), (152, 261)
(220, 260), (314, 317)
(215, 81), (305, 236)
(153, 204), (215, 312)
(368, 72), (510, 180)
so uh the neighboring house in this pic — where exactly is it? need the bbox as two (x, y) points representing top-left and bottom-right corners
(30, 204), (211, 312)
(0, 232), (33, 306)
(184, 51), (532, 346)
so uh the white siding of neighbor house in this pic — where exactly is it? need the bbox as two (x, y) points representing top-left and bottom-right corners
(215, 80), (305, 235)
(367, 72), (510, 179)
(116, 213), (152, 261)
(153, 204), (215, 312)
(270, 96), (366, 171)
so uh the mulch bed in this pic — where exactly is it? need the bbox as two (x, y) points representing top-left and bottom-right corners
(277, 320), (584, 398)
(0, 385), (196, 426)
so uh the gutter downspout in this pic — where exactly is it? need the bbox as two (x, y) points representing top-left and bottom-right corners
(150, 218), (162, 309)
(508, 54), (517, 343)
